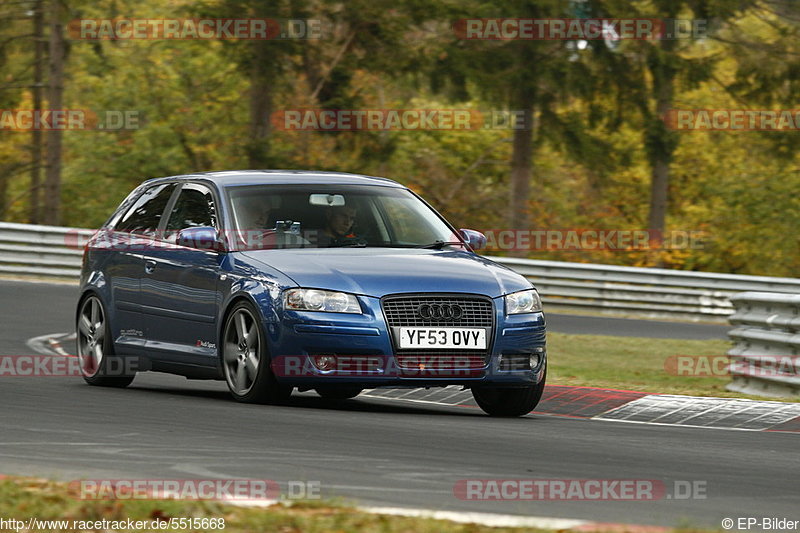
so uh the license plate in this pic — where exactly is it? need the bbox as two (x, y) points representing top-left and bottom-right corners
(398, 327), (486, 349)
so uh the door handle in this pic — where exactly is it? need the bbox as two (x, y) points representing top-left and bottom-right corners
(144, 260), (156, 274)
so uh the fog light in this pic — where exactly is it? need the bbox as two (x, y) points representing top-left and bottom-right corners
(313, 355), (337, 371)
(529, 353), (540, 369)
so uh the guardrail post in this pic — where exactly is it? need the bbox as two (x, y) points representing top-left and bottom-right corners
(727, 292), (800, 397)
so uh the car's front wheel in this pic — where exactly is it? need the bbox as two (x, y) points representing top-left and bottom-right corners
(76, 295), (135, 388)
(472, 367), (546, 417)
(222, 301), (292, 404)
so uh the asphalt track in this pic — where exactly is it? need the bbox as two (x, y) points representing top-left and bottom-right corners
(1, 280), (797, 528)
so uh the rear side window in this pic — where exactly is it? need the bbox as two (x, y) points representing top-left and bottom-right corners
(164, 184), (217, 238)
(115, 183), (176, 235)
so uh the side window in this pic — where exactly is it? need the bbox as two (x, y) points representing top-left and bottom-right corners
(165, 184), (217, 238)
(115, 184), (176, 235)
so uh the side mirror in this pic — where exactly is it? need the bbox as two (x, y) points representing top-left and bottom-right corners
(176, 226), (226, 252)
(459, 229), (486, 251)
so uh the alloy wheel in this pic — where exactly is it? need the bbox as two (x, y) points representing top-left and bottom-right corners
(77, 296), (105, 377)
(223, 308), (261, 395)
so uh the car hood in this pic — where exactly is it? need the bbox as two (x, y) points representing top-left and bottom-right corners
(239, 248), (532, 298)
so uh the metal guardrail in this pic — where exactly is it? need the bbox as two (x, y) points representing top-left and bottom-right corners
(3, 221), (800, 323)
(0, 222), (91, 280)
(490, 257), (800, 321)
(727, 292), (800, 397)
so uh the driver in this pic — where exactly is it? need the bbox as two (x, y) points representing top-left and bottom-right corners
(318, 206), (363, 247)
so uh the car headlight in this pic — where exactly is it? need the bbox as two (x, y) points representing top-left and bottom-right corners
(284, 288), (361, 313)
(505, 289), (542, 314)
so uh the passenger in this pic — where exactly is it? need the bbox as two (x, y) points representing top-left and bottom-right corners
(238, 200), (271, 230)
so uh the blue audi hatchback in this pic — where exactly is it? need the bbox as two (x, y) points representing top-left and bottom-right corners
(76, 170), (546, 416)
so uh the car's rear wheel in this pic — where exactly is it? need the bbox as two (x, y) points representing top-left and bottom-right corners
(472, 366), (546, 417)
(76, 295), (135, 388)
(222, 301), (292, 404)
(315, 386), (363, 400)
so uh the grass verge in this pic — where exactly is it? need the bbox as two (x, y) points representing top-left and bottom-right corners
(0, 477), (720, 533)
(548, 332), (798, 401)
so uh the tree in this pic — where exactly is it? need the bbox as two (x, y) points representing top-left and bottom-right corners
(30, 0), (44, 223)
(0, 0), (33, 218)
(591, 0), (753, 242)
(429, 0), (615, 256)
(43, 0), (66, 225)
(198, 0), (308, 168)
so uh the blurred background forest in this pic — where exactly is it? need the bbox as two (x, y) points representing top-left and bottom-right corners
(1, 0), (799, 276)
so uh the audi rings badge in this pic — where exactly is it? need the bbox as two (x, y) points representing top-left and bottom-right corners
(416, 303), (464, 321)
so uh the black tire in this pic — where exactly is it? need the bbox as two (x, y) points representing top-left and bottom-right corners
(315, 386), (363, 400)
(472, 366), (546, 417)
(76, 295), (135, 388)
(222, 301), (292, 404)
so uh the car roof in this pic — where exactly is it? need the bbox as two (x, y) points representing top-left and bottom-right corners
(140, 170), (405, 189)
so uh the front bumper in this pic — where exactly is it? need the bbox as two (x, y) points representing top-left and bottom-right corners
(267, 294), (546, 388)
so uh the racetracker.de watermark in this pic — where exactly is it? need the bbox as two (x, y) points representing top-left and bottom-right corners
(271, 109), (532, 130)
(66, 228), (385, 251)
(481, 229), (705, 252)
(0, 355), (137, 377)
(0, 109), (140, 131)
(453, 479), (707, 500)
(70, 479), (320, 501)
(69, 18), (327, 40)
(665, 109), (800, 131)
(665, 355), (800, 377)
(271, 354), (497, 378)
(72, 479), (275, 500)
(454, 18), (708, 40)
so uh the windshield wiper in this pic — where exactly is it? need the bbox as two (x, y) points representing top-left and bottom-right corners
(335, 241), (367, 248)
(416, 240), (465, 250)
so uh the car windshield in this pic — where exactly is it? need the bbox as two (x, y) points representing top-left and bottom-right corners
(227, 184), (463, 250)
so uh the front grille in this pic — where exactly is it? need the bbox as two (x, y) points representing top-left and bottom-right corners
(382, 294), (495, 360)
(382, 295), (494, 328)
